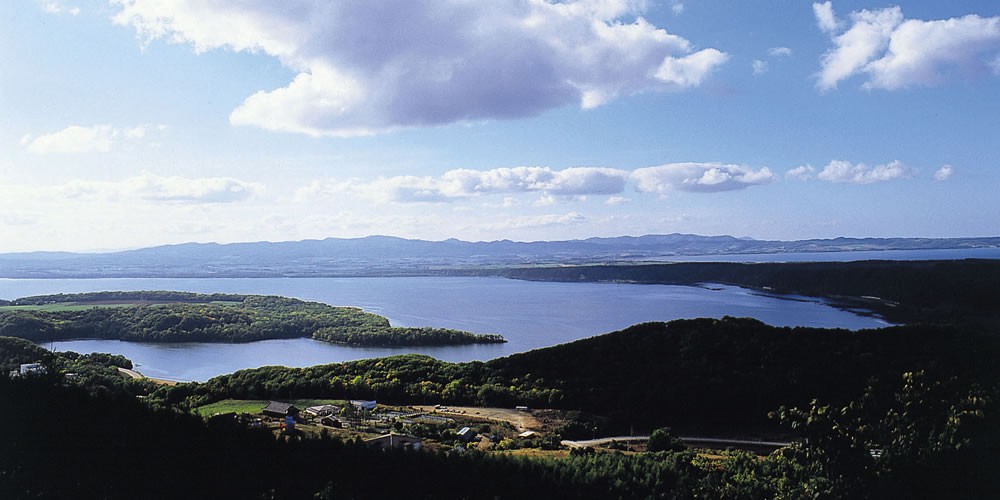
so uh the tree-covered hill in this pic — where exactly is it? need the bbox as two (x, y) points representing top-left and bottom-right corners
(484, 259), (1000, 327)
(0, 291), (504, 346)
(165, 317), (1000, 435)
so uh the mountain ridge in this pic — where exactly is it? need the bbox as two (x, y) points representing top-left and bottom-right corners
(1, 233), (998, 279)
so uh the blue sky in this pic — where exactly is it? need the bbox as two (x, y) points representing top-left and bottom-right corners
(1, 0), (999, 252)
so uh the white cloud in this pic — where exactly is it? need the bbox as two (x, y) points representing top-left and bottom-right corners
(299, 166), (630, 203)
(813, 1), (839, 34)
(752, 59), (768, 75)
(768, 47), (792, 57)
(605, 195), (630, 205)
(24, 124), (165, 154)
(38, 0), (79, 16)
(786, 165), (816, 180)
(631, 162), (774, 194)
(112, 0), (728, 136)
(934, 165), (954, 181)
(816, 3), (1000, 91)
(816, 160), (913, 184)
(60, 174), (263, 203)
(25, 125), (115, 154)
(299, 162), (775, 205)
(816, 6), (903, 91)
(671, 1), (684, 16)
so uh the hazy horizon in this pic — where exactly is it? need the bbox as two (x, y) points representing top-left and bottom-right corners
(3, 1), (999, 253)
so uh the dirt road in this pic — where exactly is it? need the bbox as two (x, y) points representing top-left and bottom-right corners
(412, 406), (542, 430)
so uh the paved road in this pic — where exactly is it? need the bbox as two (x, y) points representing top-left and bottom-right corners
(561, 435), (790, 449)
(117, 367), (144, 379)
(116, 367), (179, 386)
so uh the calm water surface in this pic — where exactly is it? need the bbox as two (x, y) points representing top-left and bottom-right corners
(1, 277), (888, 381)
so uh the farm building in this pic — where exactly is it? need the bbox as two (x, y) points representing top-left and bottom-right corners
(319, 416), (342, 428)
(262, 401), (299, 419)
(349, 400), (377, 410)
(304, 404), (341, 417)
(365, 433), (421, 451)
(457, 427), (477, 442)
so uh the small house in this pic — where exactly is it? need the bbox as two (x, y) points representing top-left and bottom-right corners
(365, 433), (421, 451)
(518, 431), (537, 438)
(319, 415), (342, 428)
(262, 401), (299, 419)
(457, 426), (477, 442)
(18, 363), (48, 377)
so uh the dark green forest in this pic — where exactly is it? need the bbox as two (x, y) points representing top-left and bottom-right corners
(2, 317), (997, 498)
(0, 291), (504, 346)
(158, 318), (1000, 435)
(480, 259), (1000, 327)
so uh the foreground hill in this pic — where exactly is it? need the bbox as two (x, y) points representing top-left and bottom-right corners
(0, 291), (503, 346)
(170, 317), (1000, 435)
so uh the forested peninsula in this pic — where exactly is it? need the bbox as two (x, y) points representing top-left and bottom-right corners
(0, 291), (504, 346)
(478, 259), (1000, 327)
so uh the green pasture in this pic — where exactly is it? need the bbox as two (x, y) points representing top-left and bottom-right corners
(193, 398), (348, 417)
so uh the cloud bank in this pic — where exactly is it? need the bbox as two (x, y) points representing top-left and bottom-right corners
(299, 163), (773, 204)
(112, 0), (728, 136)
(814, 2), (1000, 91)
(791, 160), (913, 184)
(60, 174), (263, 203)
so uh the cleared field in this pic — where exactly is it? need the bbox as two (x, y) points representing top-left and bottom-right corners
(194, 398), (347, 417)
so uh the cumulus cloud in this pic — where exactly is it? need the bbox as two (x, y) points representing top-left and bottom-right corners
(300, 162), (774, 204)
(300, 166), (630, 203)
(112, 0), (728, 136)
(934, 165), (954, 181)
(60, 174), (263, 203)
(768, 47), (792, 57)
(786, 165), (816, 180)
(815, 160), (913, 184)
(752, 59), (768, 75)
(813, 1), (839, 34)
(815, 2), (1000, 91)
(631, 163), (774, 194)
(38, 0), (79, 16)
(25, 125), (115, 154)
(24, 124), (164, 154)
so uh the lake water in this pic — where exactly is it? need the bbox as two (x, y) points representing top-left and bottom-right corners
(0, 276), (888, 382)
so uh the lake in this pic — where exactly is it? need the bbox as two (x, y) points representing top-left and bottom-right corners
(0, 276), (888, 382)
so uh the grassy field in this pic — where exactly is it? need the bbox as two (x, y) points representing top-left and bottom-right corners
(193, 398), (347, 417)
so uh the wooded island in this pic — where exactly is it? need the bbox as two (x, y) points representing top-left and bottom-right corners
(0, 291), (505, 346)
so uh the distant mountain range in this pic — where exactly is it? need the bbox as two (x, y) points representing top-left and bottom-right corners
(1, 234), (998, 278)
